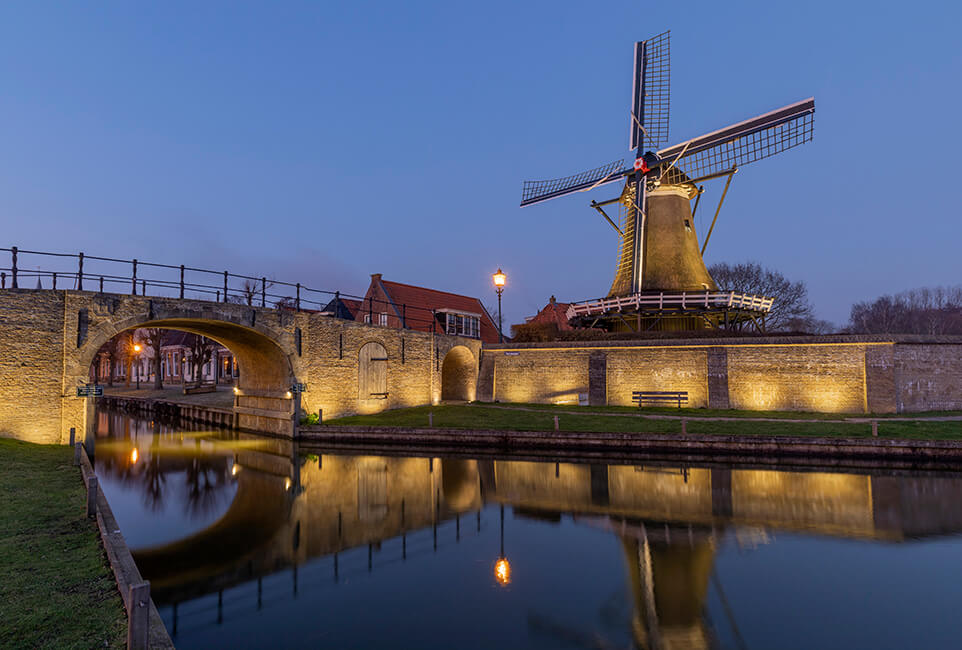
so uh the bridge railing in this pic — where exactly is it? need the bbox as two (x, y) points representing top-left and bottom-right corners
(0, 246), (450, 335)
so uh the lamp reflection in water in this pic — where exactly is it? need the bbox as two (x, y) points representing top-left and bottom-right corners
(493, 504), (511, 586)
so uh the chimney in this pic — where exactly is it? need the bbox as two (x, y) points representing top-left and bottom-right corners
(371, 273), (382, 281)
(549, 295), (556, 305)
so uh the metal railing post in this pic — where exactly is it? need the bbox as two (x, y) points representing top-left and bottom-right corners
(131, 259), (137, 295)
(223, 271), (228, 303)
(10, 246), (18, 288)
(1, 272), (5, 288)
(52, 272), (57, 290)
(77, 252), (84, 290)
(296, 283), (301, 312)
(402, 304), (407, 329)
(261, 278), (266, 307)
(99, 276), (104, 293)
(141, 279), (145, 295)
(179, 265), (185, 299)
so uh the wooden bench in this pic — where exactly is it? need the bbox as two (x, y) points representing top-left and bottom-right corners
(631, 390), (688, 409)
(183, 382), (217, 395)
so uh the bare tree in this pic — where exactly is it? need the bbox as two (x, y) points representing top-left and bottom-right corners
(97, 336), (123, 386)
(709, 262), (818, 332)
(141, 328), (168, 389)
(120, 330), (139, 387)
(228, 278), (274, 306)
(849, 286), (962, 334)
(186, 333), (216, 384)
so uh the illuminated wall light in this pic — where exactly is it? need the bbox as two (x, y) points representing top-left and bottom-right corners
(284, 477), (292, 491)
(231, 463), (239, 476)
(130, 448), (138, 464)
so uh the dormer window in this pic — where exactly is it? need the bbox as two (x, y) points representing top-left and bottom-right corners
(443, 311), (480, 338)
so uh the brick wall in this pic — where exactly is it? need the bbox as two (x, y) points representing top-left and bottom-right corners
(485, 336), (962, 415)
(0, 290), (480, 443)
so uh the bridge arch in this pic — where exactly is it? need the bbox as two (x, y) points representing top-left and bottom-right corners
(440, 345), (476, 402)
(74, 304), (298, 436)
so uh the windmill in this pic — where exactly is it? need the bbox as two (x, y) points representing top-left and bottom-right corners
(520, 31), (815, 332)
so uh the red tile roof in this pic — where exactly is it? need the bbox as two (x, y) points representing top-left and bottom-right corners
(370, 277), (501, 343)
(524, 297), (575, 331)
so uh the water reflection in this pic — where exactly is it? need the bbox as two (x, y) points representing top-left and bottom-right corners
(92, 409), (962, 649)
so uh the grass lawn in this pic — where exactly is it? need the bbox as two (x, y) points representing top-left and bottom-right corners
(0, 438), (126, 648)
(326, 404), (962, 440)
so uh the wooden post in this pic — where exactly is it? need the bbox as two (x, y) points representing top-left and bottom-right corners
(872, 421), (878, 437)
(126, 581), (151, 650)
(73, 441), (82, 467)
(553, 415), (559, 431)
(428, 411), (433, 428)
(681, 418), (687, 435)
(86, 475), (98, 518)
(69, 427), (76, 447)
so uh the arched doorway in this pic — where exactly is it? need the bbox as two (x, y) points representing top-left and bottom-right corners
(441, 346), (476, 401)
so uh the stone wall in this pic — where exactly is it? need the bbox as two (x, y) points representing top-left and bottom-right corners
(0, 289), (481, 443)
(483, 336), (962, 414)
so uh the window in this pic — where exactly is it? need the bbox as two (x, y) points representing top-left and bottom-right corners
(363, 313), (371, 324)
(378, 312), (388, 326)
(445, 313), (480, 338)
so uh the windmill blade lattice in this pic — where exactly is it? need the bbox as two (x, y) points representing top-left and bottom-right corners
(658, 98), (814, 185)
(631, 30), (670, 151)
(521, 159), (626, 207)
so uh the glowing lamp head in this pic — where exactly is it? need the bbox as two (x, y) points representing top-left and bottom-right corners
(492, 268), (506, 288)
(494, 557), (511, 586)
(130, 448), (138, 464)
(133, 343), (142, 353)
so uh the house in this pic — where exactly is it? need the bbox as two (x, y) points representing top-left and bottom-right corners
(320, 296), (363, 320)
(524, 296), (575, 331)
(92, 329), (236, 386)
(359, 274), (501, 343)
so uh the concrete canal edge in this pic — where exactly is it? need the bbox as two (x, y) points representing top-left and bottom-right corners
(76, 445), (174, 649)
(298, 425), (962, 463)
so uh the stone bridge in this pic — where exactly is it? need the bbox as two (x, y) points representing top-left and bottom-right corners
(0, 289), (481, 443)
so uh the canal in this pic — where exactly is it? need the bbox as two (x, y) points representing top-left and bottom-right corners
(91, 408), (962, 649)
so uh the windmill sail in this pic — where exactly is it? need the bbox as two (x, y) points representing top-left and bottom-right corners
(657, 98), (814, 185)
(520, 159), (627, 207)
(630, 30), (670, 151)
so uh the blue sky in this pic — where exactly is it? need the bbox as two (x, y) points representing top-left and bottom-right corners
(1, 1), (959, 326)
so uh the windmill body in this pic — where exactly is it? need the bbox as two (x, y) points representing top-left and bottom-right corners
(521, 31), (814, 332)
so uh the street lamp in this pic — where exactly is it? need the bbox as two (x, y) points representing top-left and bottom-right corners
(133, 343), (142, 390)
(492, 268), (506, 343)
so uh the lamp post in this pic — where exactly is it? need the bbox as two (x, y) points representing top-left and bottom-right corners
(492, 268), (506, 343)
(133, 343), (142, 390)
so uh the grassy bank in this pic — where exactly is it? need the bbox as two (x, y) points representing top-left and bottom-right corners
(0, 438), (126, 648)
(326, 404), (962, 440)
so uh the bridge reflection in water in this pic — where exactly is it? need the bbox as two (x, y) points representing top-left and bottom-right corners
(92, 410), (962, 649)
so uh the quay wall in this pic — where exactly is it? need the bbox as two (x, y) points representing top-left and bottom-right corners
(478, 336), (962, 414)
